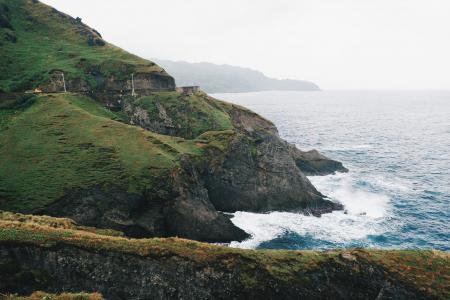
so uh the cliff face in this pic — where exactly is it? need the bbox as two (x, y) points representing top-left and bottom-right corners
(0, 214), (448, 300)
(202, 104), (342, 214)
(122, 91), (345, 214)
(40, 72), (175, 94)
(0, 245), (428, 300)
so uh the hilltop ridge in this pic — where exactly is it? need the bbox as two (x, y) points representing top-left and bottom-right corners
(0, 0), (171, 93)
(154, 59), (320, 93)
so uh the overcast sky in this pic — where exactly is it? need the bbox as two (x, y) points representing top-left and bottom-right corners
(42, 0), (450, 89)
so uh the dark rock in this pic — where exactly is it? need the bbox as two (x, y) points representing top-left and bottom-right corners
(203, 104), (343, 214)
(3, 29), (17, 43)
(92, 29), (102, 38)
(87, 34), (105, 46)
(39, 71), (90, 93)
(121, 94), (346, 216)
(164, 159), (249, 242)
(290, 148), (349, 176)
(34, 160), (248, 243)
(0, 4), (12, 29)
(0, 244), (432, 300)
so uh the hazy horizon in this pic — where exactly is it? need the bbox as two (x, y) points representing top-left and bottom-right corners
(42, 0), (450, 90)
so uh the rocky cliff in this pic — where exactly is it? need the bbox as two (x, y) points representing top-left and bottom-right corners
(0, 0), (346, 243)
(0, 213), (448, 300)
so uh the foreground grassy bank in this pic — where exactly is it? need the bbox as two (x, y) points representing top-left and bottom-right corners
(0, 212), (448, 299)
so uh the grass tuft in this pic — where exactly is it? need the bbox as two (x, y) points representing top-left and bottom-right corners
(3, 291), (104, 300)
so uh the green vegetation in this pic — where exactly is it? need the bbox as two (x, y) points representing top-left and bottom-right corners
(0, 211), (124, 237)
(0, 0), (165, 92)
(64, 94), (129, 123)
(0, 0), (271, 214)
(4, 291), (104, 300)
(0, 93), (205, 210)
(0, 212), (448, 298)
(356, 249), (450, 297)
(196, 130), (236, 152)
(0, 94), (36, 110)
(131, 91), (233, 138)
(0, 91), (245, 212)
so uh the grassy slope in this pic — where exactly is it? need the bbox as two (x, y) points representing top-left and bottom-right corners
(0, 0), (165, 92)
(0, 0), (266, 212)
(130, 91), (233, 138)
(0, 93), (204, 210)
(0, 212), (448, 299)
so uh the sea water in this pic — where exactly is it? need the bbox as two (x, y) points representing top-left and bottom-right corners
(212, 90), (450, 251)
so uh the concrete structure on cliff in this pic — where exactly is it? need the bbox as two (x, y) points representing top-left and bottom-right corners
(176, 86), (200, 95)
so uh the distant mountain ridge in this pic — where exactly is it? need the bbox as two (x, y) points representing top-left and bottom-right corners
(154, 59), (320, 93)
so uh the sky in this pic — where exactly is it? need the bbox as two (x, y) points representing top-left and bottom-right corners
(42, 0), (450, 90)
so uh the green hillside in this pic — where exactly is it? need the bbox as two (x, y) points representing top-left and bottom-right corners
(0, 93), (204, 211)
(0, 0), (240, 213)
(0, 0), (165, 92)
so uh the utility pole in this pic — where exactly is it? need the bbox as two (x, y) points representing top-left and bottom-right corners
(131, 73), (136, 97)
(61, 72), (67, 93)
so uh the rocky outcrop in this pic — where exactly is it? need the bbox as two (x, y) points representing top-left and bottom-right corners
(0, 3), (16, 44)
(98, 73), (175, 92)
(203, 133), (340, 214)
(202, 103), (343, 214)
(39, 71), (176, 111)
(35, 159), (248, 243)
(40, 72), (90, 93)
(0, 242), (446, 300)
(290, 148), (348, 175)
(0, 3), (11, 29)
(40, 72), (175, 94)
(121, 92), (345, 215)
(125, 102), (178, 133)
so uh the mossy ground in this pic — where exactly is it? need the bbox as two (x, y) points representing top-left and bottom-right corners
(0, 211), (123, 237)
(0, 93), (205, 210)
(0, 0), (165, 92)
(0, 212), (448, 298)
(131, 91), (233, 138)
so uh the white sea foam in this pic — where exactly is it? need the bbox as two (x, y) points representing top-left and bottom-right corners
(310, 173), (390, 218)
(230, 172), (392, 249)
(370, 175), (412, 193)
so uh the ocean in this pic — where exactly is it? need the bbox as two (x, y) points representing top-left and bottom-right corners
(212, 90), (450, 251)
